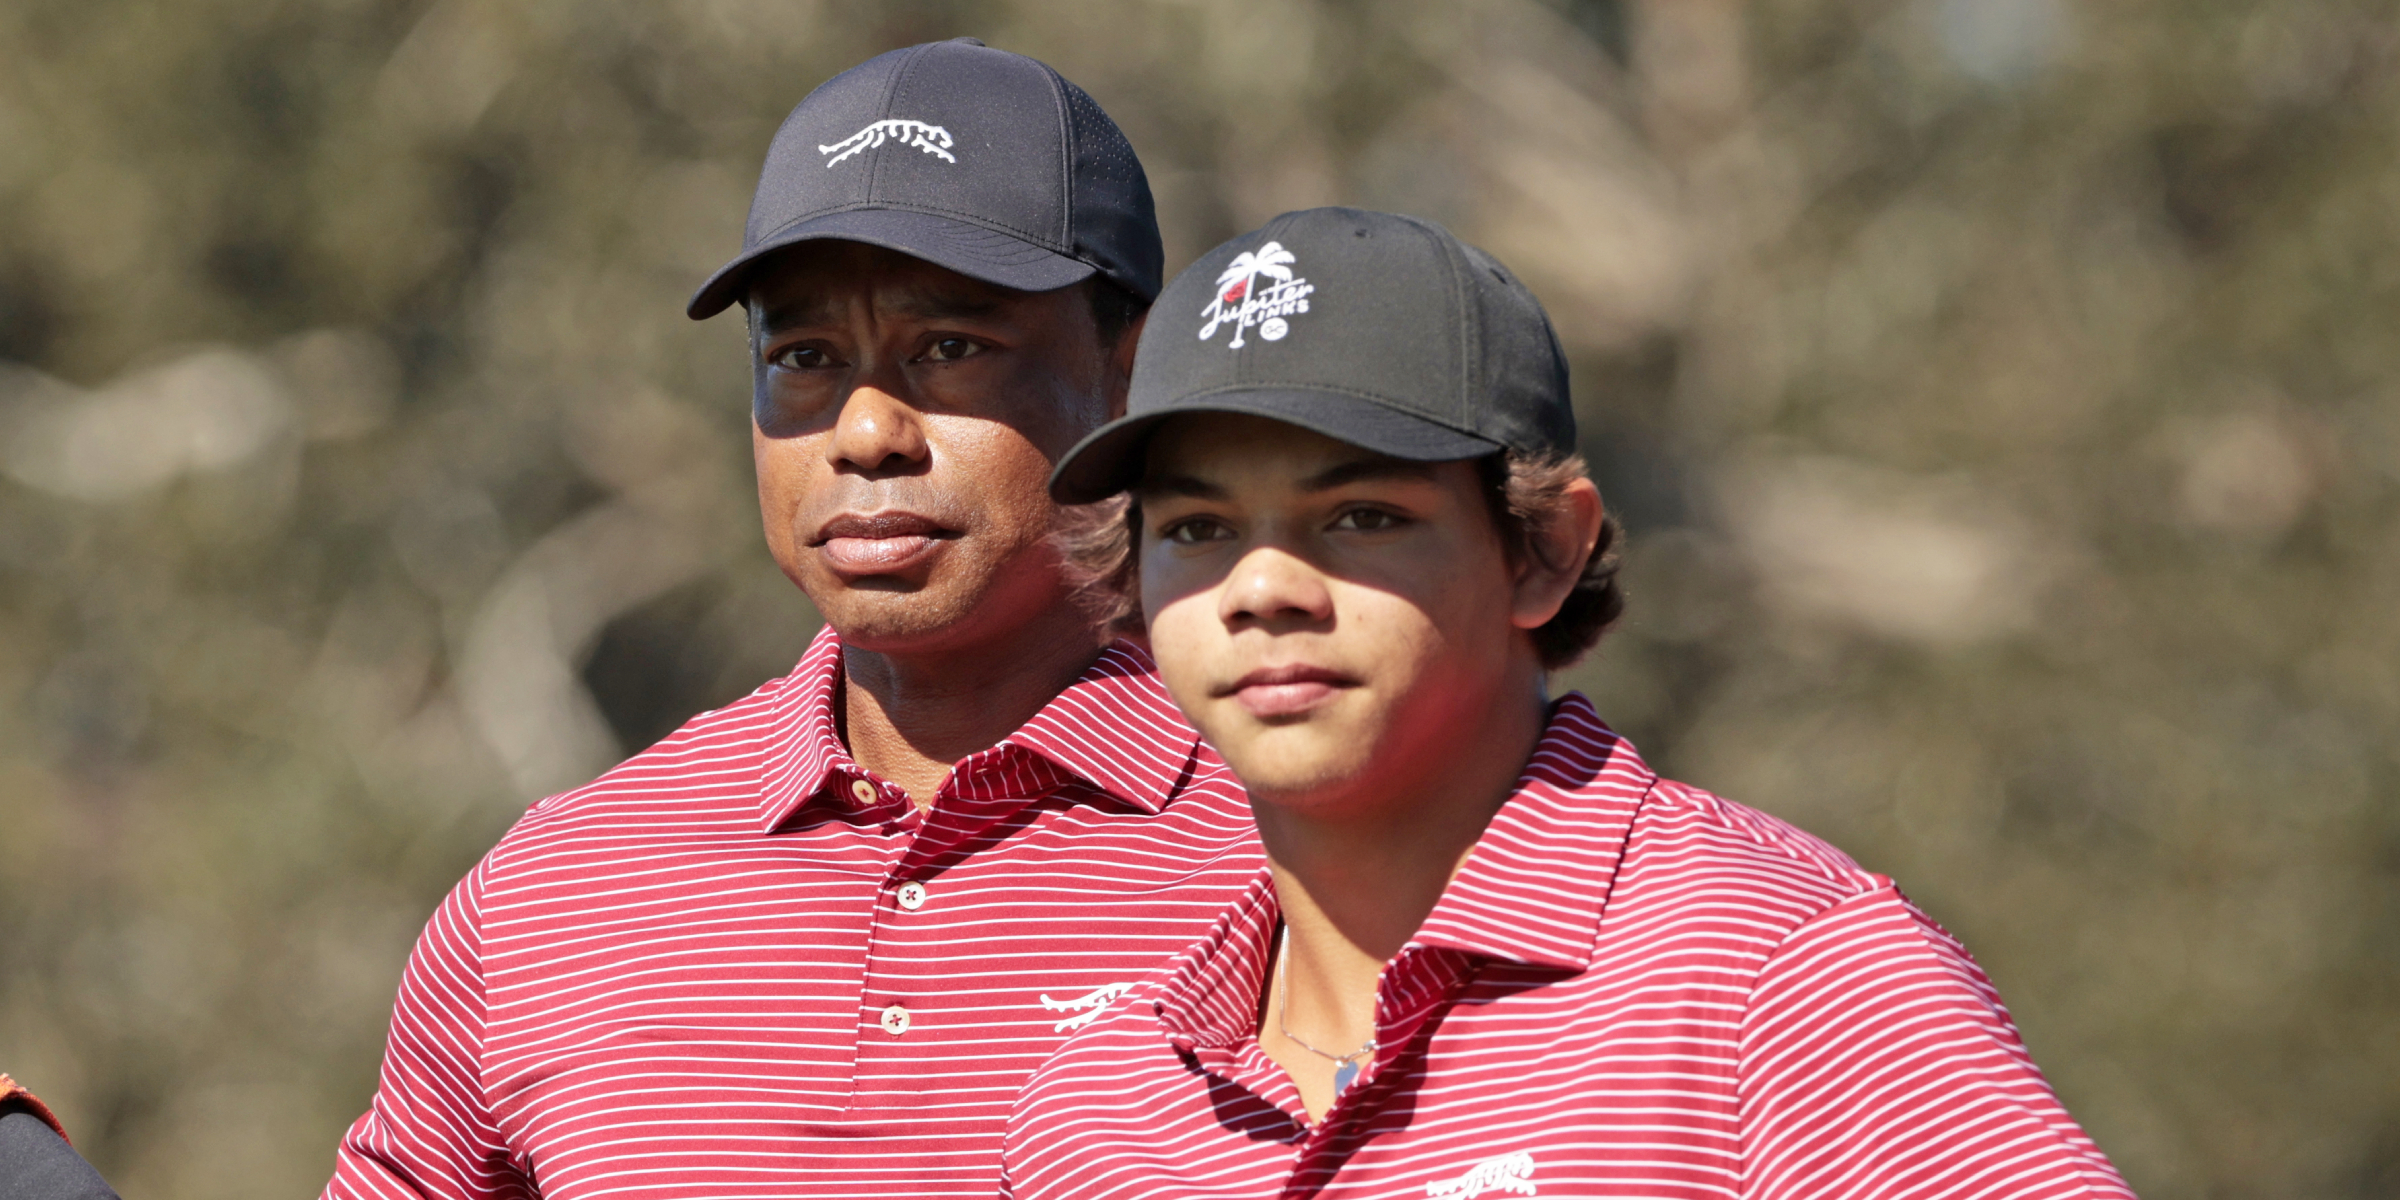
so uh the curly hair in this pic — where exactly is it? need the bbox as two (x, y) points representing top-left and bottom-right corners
(1474, 451), (1625, 669)
(1051, 449), (1625, 669)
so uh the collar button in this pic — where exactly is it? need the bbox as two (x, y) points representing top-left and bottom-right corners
(850, 779), (878, 805)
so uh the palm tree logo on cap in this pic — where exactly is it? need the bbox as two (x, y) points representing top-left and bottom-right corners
(1199, 242), (1312, 348)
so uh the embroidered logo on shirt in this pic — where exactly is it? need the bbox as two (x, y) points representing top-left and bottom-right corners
(1038, 982), (1135, 1032)
(1198, 240), (1314, 348)
(1425, 1151), (1537, 1199)
(819, 119), (956, 166)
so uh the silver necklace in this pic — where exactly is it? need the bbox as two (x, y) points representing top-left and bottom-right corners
(1273, 930), (1377, 1095)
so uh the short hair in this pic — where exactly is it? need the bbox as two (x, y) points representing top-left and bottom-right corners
(1054, 449), (1625, 669)
(1085, 277), (1148, 346)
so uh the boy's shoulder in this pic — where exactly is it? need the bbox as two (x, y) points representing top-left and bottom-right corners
(1598, 770), (1893, 954)
(1512, 713), (1914, 1002)
(1634, 774), (1878, 892)
(1544, 693), (1885, 932)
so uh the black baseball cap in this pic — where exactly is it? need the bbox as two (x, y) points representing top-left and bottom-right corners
(1050, 207), (1576, 503)
(687, 38), (1162, 320)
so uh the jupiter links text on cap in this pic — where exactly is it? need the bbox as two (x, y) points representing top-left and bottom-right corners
(1199, 239), (1314, 347)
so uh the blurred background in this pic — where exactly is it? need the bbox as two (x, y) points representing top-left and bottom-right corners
(0, 0), (2392, 1195)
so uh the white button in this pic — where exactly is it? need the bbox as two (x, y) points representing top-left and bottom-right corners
(850, 779), (877, 805)
(896, 880), (928, 911)
(878, 1004), (911, 1035)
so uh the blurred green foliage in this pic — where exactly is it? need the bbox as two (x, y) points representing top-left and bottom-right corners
(0, 1), (2393, 1197)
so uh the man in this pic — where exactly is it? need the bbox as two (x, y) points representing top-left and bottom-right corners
(325, 40), (1261, 1199)
(1003, 207), (2131, 1198)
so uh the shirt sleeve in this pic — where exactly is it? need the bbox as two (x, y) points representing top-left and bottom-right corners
(0, 1074), (69, 1143)
(0, 1111), (121, 1200)
(1735, 885), (2133, 1200)
(324, 857), (533, 1200)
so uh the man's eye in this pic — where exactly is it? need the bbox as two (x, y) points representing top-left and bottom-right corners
(1332, 507), (1407, 532)
(923, 337), (981, 362)
(770, 345), (834, 370)
(1160, 517), (1231, 545)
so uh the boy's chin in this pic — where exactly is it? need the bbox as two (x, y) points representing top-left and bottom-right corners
(1210, 724), (1382, 811)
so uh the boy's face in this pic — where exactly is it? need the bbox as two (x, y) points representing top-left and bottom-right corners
(1136, 413), (1529, 812)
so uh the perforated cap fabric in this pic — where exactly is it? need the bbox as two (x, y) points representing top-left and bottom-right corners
(687, 38), (1162, 319)
(1049, 207), (1575, 503)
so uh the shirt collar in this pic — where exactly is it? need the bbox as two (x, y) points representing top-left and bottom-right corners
(754, 626), (1203, 833)
(1151, 869), (1281, 1052)
(1004, 640), (1201, 815)
(1150, 693), (1656, 1046)
(1404, 693), (1656, 972)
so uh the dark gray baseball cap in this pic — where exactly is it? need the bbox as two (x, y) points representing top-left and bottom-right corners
(687, 38), (1162, 320)
(1049, 207), (1575, 503)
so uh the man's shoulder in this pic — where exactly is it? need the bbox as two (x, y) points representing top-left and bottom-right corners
(491, 668), (801, 854)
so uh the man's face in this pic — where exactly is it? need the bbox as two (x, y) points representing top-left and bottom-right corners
(748, 242), (1122, 656)
(1137, 414), (1526, 812)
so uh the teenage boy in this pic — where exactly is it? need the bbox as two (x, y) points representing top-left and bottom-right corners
(1001, 207), (2131, 1199)
(325, 41), (1263, 1199)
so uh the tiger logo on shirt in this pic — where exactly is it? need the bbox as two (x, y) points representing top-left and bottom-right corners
(1038, 982), (1136, 1032)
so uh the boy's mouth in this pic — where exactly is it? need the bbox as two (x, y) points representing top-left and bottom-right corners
(1219, 664), (1355, 719)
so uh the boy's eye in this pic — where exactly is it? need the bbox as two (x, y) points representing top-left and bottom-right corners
(1331, 507), (1407, 532)
(770, 344), (836, 370)
(1160, 517), (1233, 545)
(923, 337), (981, 362)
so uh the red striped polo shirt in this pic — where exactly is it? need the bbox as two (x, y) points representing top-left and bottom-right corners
(325, 627), (1263, 1200)
(1002, 694), (2130, 1200)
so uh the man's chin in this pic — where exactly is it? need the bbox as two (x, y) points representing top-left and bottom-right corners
(793, 541), (1090, 661)
(815, 597), (971, 651)
(798, 570), (973, 645)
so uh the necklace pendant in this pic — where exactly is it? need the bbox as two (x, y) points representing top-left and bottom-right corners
(1333, 1060), (1360, 1095)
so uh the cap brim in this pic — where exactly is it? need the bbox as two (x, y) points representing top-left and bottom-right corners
(1049, 388), (1503, 504)
(687, 209), (1100, 319)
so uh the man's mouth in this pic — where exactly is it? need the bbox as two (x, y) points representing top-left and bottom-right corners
(810, 511), (958, 574)
(1217, 664), (1355, 719)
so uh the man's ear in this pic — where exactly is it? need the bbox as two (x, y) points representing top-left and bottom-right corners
(1509, 477), (1604, 632)
(1104, 309), (1148, 421)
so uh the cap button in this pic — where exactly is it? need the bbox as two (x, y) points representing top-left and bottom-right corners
(951, 36), (986, 46)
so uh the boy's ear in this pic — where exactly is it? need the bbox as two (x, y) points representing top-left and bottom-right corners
(1509, 477), (1604, 632)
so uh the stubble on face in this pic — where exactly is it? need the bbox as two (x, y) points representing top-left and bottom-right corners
(746, 243), (1116, 658)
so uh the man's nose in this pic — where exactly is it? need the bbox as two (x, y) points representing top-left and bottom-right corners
(1219, 545), (1335, 629)
(827, 384), (930, 475)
